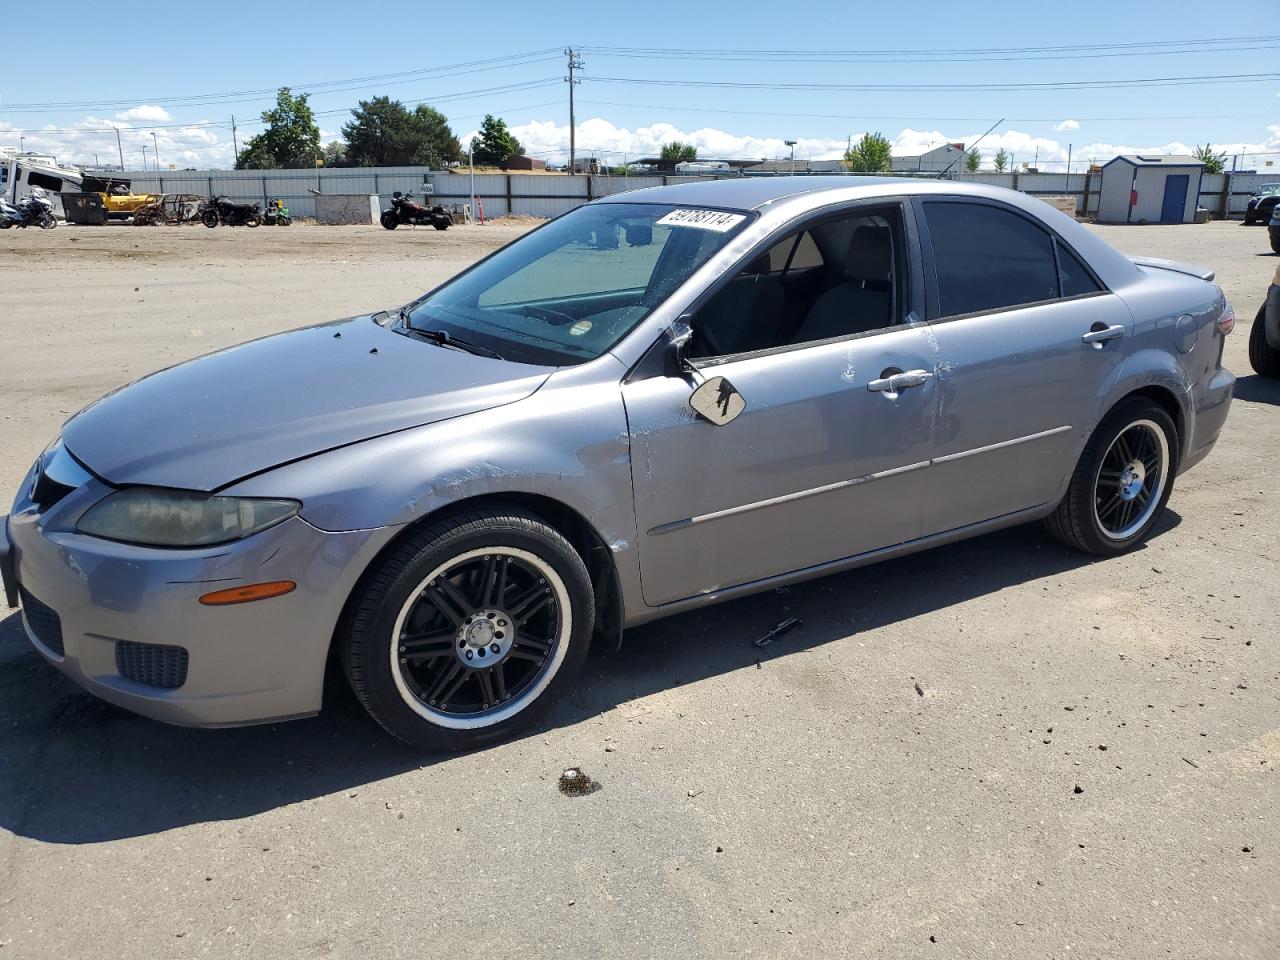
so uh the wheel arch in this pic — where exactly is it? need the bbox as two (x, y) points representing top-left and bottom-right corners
(1120, 384), (1185, 454)
(328, 491), (624, 665)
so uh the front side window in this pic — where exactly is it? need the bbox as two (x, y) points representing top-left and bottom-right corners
(689, 206), (905, 358)
(407, 202), (750, 365)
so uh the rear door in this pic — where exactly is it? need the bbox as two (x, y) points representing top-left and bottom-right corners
(915, 197), (1130, 536)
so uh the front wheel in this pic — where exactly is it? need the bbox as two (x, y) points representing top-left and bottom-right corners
(39, 213), (55, 229)
(201, 210), (219, 228)
(1249, 304), (1280, 377)
(343, 507), (595, 751)
(1270, 231), (1280, 255)
(244, 213), (260, 228)
(380, 211), (399, 230)
(1044, 398), (1178, 555)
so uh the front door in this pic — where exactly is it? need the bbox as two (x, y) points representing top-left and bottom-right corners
(915, 198), (1129, 536)
(622, 202), (938, 607)
(1160, 175), (1189, 224)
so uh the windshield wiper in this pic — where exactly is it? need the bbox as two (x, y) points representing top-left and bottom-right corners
(403, 325), (506, 361)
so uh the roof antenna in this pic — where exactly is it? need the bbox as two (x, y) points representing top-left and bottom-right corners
(937, 118), (1004, 179)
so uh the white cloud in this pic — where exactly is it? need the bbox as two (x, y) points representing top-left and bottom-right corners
(115, 104), (172, 123)
(1054, 119), (1080, 132)
(1, 114), (230, 170)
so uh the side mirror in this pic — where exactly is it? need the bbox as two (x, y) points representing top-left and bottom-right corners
(689, 375), (746, 426)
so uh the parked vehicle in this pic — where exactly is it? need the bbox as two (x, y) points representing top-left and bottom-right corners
(1, 178), (1236, 751)
(262, 199), (292, 226)
(131, 194), (205, 226)
(0, 188), (55, 228)
(381, 191), (451, 230)
(1249, 264), (1280, 377)
(1269, 204), (1280, 255)
(1244, 183), (1280, 225)
(202, 196), (261, 228)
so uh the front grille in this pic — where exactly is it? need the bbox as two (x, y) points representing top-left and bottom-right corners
(19, 587), (64, 656)
(115, 641), (189, 690)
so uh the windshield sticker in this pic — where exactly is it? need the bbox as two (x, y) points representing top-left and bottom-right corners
(656, 209), (746, 232)
(569, 320), (593, 337)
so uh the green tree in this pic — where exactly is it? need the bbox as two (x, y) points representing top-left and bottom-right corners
(965, 149), (981, 173)
(843, 132), (892, 173)
(322, 140), (348, 167)
(1193, 142), (1226, 175)
(469, 114), (524, 167)
(235, 88), (321, 169)
(660, 141), (698, 163)
(342, 97), (461, 167)
(993, 148), (1010, 172)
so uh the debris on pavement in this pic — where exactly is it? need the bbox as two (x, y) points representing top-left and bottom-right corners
(752, 617), (801, 649)
(914, 681), (925, 697)
(558, 768), (601, 797)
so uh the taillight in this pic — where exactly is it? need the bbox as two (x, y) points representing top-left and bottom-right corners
(1217, 303), (1235, 335)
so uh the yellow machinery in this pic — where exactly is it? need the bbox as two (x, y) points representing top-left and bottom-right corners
(100, 192), (157, 217)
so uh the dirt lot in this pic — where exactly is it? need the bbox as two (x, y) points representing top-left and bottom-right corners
(1, 219), (1277, 959)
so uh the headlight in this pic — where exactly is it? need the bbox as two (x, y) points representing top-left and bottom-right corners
(77, 488), (300, 547)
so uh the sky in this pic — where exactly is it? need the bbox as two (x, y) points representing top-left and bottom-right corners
(2, 0), (1278, 173)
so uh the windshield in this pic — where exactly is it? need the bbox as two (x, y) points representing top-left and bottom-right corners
(404, 202), (751, 365)
(1259, 184), (1280, 196)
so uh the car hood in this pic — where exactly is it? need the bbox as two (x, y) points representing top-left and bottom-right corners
(62, 316), (553, 491)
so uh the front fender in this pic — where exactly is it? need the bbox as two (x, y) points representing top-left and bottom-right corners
(221, 371), (643, 616)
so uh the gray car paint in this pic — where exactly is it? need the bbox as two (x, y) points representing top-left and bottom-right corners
(4, 177), (1235, 727)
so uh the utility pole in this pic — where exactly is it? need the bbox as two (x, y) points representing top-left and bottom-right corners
(785, 140), (797, 174)
(115, 127), (125, 170)
(231, 115), (240, 167)
(566, 48), (583, 174)
(152, 131), (160, 170)
(141, 144), (148, 171)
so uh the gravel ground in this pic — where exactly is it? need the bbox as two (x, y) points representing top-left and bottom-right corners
(0, 219), (1276, 959)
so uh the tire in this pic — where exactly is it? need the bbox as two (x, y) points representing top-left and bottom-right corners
(1270, 232), (1280, 256)
(433, 220), (450, 231)
(39, 214), (55, 229)
(1044, 397), (1179, 556)
(244, 214), (260, 228)
(202, 210), (219, 228)
(381, 211), (399, 230)
(343, 507), (595, 751)
(1249, 304), (1280, 377)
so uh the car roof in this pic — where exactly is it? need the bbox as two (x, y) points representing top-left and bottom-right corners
(599, 175), (918, 211)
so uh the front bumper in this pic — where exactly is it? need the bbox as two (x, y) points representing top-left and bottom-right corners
(6, 471), (398, 727)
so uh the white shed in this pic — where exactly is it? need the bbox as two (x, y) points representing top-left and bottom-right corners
(1097, 155), (1203, 224)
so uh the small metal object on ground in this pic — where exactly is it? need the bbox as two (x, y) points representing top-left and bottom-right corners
(753, 617), (801, 649)
(558, 768), (601, 797)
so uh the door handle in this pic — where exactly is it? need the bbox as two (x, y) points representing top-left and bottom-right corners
(868, 369), (933, 393)
(1082, 324), (1125, 346)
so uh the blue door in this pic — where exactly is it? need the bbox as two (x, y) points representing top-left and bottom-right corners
(1160, 175), (1189, 223)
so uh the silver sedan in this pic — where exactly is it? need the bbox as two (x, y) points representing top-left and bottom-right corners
(1, 177), (1236, 750)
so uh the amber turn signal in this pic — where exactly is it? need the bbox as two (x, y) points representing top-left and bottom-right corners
(199, 580), (297, 606)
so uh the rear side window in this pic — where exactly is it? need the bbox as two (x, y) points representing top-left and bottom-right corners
(923, 201), (1059, 317)
(1056, 241), (1102, 298)
(26, 171), (63, 191)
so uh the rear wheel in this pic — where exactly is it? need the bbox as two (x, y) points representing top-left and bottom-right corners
(1270, 231), (1280, 255)
(343, 507), (594, 751)
(244, 213), (260, 228)
(201, 209), (218, 228)
(1044, 398), (1178, 555)
(1249, 304), (1280, 377)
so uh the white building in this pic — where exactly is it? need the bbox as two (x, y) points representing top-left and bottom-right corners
(1097, 155), (1203, 224)
(890, 143), (967, 174)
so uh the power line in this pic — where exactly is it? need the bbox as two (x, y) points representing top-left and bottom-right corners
(0, 51), (563, 113)
(584, 72), (1280, 93)
(583, 41), (1280, 65)
(575, 98), (1280, 124)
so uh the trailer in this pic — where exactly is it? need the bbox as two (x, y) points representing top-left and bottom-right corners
(0, 151), (84, 218)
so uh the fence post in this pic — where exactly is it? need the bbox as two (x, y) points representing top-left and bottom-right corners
(1081, 171), (1091, 218)
(586, 176), (594, 201)
(1219, 171), (1232, 220)
(506, 175), (513, 217)
(262, 175), (268, 207)
(207, 176), (213, 198)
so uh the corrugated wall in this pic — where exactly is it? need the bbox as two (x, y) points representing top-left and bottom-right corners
(113, 165), (1264, 222)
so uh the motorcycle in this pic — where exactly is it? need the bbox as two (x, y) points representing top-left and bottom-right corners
(0, 189), (56, 229)
(262, 199), (292, 226)
(201, 196), (261, 228)
(381, 191), (451, 231)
